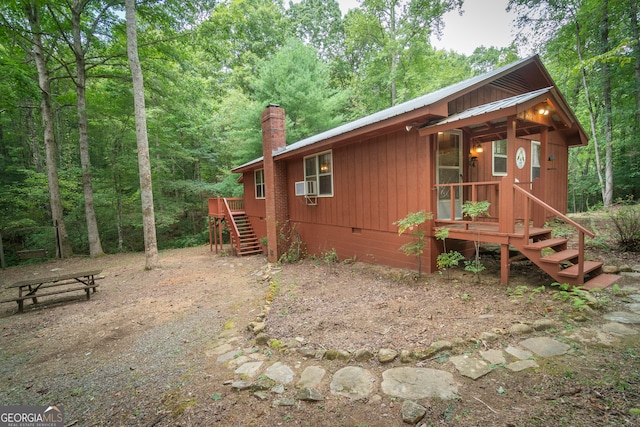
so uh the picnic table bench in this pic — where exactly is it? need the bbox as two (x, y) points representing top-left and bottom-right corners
(1, 269), (102, 313)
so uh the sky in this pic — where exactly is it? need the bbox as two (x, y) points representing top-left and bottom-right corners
(337, 0), (518, 56)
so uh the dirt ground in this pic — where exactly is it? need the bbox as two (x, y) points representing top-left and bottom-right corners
(0, 240), (639, 426)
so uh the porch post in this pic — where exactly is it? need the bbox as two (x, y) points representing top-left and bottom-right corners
(499, 116), (518, 285)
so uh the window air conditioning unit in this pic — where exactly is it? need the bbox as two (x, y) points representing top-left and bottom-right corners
(295, 180), (317, 196)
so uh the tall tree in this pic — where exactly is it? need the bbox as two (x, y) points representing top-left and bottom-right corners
(24, 1), (74, 258)
(125, 0), (158, 269)
(346, 0), (462, 107)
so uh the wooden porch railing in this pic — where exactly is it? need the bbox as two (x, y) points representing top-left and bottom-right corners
(208, 197), (245, 254)
(512, 184), (594, 285)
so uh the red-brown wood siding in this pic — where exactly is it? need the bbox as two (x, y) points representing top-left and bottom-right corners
(279, 129), (435, 272)
(449, 86), (514, 115)
(243, 174), (267, 238)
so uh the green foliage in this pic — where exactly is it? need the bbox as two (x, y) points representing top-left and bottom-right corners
(461, 200), (490, 281)
(550, 282), (610, 311)
(278, 221), (306, 264)
(394, 210), (433, 277)
(608, 202), (640, 252)
(435, 226), (464, 279)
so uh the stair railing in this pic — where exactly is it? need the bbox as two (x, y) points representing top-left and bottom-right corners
(512, 184), (594, 284)
(222, 197), (243, 255)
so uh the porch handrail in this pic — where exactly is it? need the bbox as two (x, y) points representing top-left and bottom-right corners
(222, 197), (242, 255)
(513, 184), (593, 285)
(208, 197), (244, 217)
(434, 181), (500, 224)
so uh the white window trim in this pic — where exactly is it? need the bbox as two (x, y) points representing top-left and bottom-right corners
(304, 150), (334, 197)
(492, 140), (507, 176)
(255, 169), (265, 199)
(531, 141), (541, 181)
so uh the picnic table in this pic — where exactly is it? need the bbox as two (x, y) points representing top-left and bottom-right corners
(1, 269), (102, 313)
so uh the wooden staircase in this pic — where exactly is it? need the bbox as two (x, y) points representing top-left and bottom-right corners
(228, 212), (262, 256)
(509, 228), (621, 290)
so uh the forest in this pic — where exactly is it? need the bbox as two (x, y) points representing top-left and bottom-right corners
(0, 0), (638, 265)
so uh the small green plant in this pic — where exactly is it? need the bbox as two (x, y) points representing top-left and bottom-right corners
(462, 200), (490, 281)
(550, 282), (609, 310)
(210, 393), (222, 401)
(394, 210), (433, 277)
(435, 227), (465, 279)
(278, 220), (306, 263)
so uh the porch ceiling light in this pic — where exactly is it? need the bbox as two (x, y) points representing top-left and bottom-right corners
(538, 103), (550, 115)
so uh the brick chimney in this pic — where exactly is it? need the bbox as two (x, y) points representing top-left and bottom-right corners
(261, 104), (288, 262)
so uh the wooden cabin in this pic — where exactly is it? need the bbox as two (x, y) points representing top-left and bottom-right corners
(210, 55), (620, 289)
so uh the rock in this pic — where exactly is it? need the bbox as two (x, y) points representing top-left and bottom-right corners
(625, 303), (640, 314)
(354, 349), (374, 362)
(272, 398), (296, 407)
(217, 350), (242, 364)
(253, 391), (269, 400)
(297, 387), (324, 401)
(381, 367), (458, 400)
(324, 349), (339, 360)
(297, 347), (317, 358)
(296, 366), (326, 389)
(519, 337), (571, 357)
(449, 355), (492, 380)
(480, 349), (506, 365)
(602, 265), (620, 274)
(508, 323), (533, 335)
(264, 362), (294, 384)
(208, 343), (233, 356)
(255, 333), (270, 345)
(401, 400), (427, 424)
(505, 346), (533, 360)
(377, 348), (398, 363)
(399, 349), (413, 363)
(337, 350), (352, 361)
(533, 319), (558, 331)
(249, 322), (265, 333)
(270, 384), (285, 394)
(602, 322), (639, 336)
(234, 361), (264, 378)
(227, 355), (250, 368)
(506, 360), (538, 372)
(632, 264), (640, 273)
(329, 366), (375, 400)
(251, 376), (276, 391)
(479, 332), (499, 342)
(412, 348), (435, 360)
(231, 380), (252, 390)
(620, 264), (632, 272)
(429, 340), (453, 353)
(603, 311), (640, 324)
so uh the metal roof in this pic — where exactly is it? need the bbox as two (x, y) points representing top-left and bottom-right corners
(420, 87), (553, 129)
(233, 55), (539, 172)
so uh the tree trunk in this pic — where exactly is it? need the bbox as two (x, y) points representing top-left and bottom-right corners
(125, 0), (158, 269)
(26, 2), (73, 259)
(71, 0), (104, 257)
(630, 0), (640, 140)
(600, 0), (614, 207)
(574, 19), (606, 205)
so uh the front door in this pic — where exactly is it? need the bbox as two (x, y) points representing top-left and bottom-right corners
(437, 130), (463, 220)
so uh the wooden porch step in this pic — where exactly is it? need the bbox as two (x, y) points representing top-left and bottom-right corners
(557, 261), (602, 278)
(582, 274), (622, 290)
(524, 238), (568, 251)
(540, 249), (579, 264)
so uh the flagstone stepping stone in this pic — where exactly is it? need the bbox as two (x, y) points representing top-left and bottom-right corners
(506, 360), (538, 372)
(208, 343), (233, 356)
(217, 349), (243, 364)
(401, 400), (427, 424)
(227, 355), (250, 368)
(480, 349), (506, 365)
(566, 327), (618, 347)
(449, 355), (492, 379)
(234, 361), (263, 378)
(519, 337), (571, 357)
(330, 366), (375, 400)
(603, 311), (640, 324)
(381, 367), (458, 400)
(264, 362), (294, 384)
(602, 322), (639, 336)
(296, 366), (326, 389)
(629, 294), (640, 302)
(626, 303), (640, 314)
(505, 346), (533, 360)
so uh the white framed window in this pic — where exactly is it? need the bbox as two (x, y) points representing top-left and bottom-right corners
(304, 151), (333, 197)
(255, 169), (265, 199)
(492, 139), (507, 176)
(531, 141), (541, 180)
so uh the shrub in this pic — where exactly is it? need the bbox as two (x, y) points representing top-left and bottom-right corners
(609, 203), (640, 252)
(394, 210), (433, 277)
